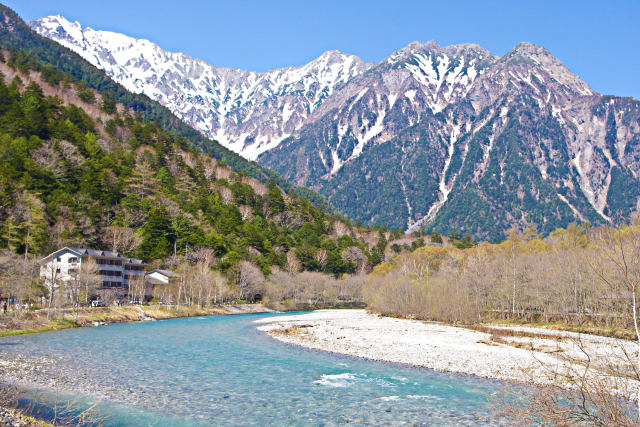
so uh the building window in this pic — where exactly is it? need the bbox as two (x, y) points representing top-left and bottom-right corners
(68, 257), (78, 264)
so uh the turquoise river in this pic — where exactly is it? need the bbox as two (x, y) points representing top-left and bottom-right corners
(0, 312), (511, 425)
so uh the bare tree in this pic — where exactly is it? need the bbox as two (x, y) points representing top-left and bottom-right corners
(218, 186), (233, 203)
(590, 226), (640, 412)
(40, 260), (60, 319)
(67, 258), (101, 319)
(238, 205), (253, 221)
(231, 261), (265, 301)
(105, 225), (139, 254)
(128, 274), (147, 304)
(286, 252), (301, 275)
(97, 289), (119, 307)
(314, 249), (328, 269)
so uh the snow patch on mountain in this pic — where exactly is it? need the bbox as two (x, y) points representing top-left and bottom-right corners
(30, 15), (372, 159)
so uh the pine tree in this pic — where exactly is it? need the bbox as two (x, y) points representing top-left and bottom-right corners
(22, 192), (48, 257)
(138, 207), (175, 260)
(267, 179), (285, 215)
(2, 215), (21, 251)
(125, 160), (157, 198)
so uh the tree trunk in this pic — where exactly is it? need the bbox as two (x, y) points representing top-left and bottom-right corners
(24, 227), (30, 260)
(632, 285), (640, 418)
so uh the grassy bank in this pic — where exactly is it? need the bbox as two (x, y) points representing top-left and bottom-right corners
(0, 304), (271, 337)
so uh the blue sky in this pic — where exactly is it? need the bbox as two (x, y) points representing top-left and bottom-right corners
(5, 0), (640, 99)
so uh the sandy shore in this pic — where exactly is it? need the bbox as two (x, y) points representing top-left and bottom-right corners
(256, 309), (638, 389)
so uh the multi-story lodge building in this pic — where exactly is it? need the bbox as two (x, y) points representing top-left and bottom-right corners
(40, 247), (147, 291)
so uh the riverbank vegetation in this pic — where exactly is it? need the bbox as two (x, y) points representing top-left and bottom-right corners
(363, 223), (640, 331)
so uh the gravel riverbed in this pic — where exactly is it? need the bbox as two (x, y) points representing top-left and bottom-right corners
(255, 309), (639, 390)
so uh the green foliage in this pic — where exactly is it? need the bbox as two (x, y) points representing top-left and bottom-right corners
(606, 166), (640, 222)
(0, 4), (336, 213)
(267, 179), (285, 215)
(75, 82), (95, 104)
(0, 62), (379, 276)
(138, 207), (174, 259)
(100, 91), (117, 114)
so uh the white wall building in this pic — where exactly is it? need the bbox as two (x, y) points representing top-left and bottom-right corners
(40, 247), (147, 292)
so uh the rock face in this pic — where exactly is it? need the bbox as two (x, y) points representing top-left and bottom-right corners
(262, 41), (640, 239)
(31, 16), (640, 239)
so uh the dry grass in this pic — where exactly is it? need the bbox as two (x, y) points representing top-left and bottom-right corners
(467, 325), (562, 341)
(141, 305), (223, 319)
(270, 324), (314, 336)
(0, 383), (54, 426)
(467, 325), (568, 353)
(490, 319), (637, 340)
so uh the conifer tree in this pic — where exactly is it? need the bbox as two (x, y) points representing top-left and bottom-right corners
(138, 207), (175, 260)
(267, 179), (285, 214)
(2, 215), (21, 251)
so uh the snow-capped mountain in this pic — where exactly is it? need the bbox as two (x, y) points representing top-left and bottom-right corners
(31, 15), (640, 239)
(259, 41), (640, 238)
(30, 15), (371, 159)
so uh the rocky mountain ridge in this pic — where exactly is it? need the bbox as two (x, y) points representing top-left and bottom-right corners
(30, 15), (371, 160)
(31, 15), (640, 239)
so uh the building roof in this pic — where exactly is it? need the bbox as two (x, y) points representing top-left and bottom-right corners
(41, 247), (146, 265)
(145, 277), (167, 286)
(68, 247), (121, 259)
(146, 269), (180, 278)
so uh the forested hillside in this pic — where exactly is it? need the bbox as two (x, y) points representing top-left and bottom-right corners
(0, 4), (328, 202)
(0, 51), (382, 288)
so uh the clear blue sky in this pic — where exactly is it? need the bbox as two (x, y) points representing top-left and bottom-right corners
(5, 0), (640, 99)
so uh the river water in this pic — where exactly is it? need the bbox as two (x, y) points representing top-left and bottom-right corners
(0, 312), (509, 425)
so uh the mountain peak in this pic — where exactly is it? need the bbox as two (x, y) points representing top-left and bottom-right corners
(395, 40), (493, 61)
(32, 14), (82, 33)
(505, 41), (554, 61)
(497, 41), (594, 96)
(312, 49), (365, 67)
(28, 14), (84, 47)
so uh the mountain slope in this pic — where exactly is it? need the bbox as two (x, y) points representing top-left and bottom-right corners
(30, 15), (372, 160)
(0, 5), (314, 196)
(31, 14), (640, 240)
(0, 49), (377, 278)
(260, 42), (640, 239)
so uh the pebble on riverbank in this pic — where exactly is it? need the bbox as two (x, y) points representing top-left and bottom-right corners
(0, 407), (51, 426)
